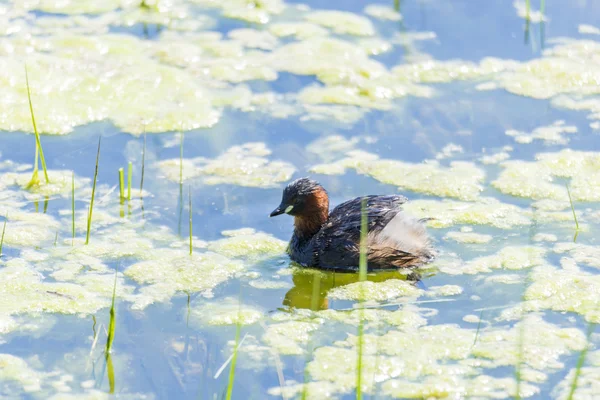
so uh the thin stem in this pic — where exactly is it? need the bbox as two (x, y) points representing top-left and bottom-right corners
(25, 65), (49, 184)
(85, 137), (101, 245)
(358, 198), (368, 281)
(118, 168), (124, 205)
(139, 133), (146, 196)
(0, 214), (7, 257)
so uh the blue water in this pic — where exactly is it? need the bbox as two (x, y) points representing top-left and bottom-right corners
(1, 0), (600, 399)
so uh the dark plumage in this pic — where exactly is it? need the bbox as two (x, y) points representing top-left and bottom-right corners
(270, 178), (435, 271)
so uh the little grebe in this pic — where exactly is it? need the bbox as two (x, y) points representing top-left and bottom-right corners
(270, 178), (435, 271)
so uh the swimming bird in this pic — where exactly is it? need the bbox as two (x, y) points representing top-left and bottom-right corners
(270, 178), (435, 271)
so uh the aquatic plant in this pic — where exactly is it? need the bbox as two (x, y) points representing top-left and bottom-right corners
(566, 183), (580, 241)
(226, 311), (242, 400)
(567, 323), (595, 400)
(25, 65), (49, 187)
(0, 214), (7, 257)
(118, 168), (125, 205)
(105, 271), (117, 355)
(140, 133), (146, 196)
(85, 137), (102, 245)
(356, 198), (368, 399)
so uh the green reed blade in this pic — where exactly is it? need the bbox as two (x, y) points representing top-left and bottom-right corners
(356, 315), (364, 400)
(358, 198), (368, 281)
(26, 140), (40, 189)
(105, 270), (117, 355)
(140, 133), (146, 196)
(71, 172), (75, 245)
(127, 162), (132, 201)
(0, 214), (7, 257)
(472, 311), (484, 348)
(189, 186), (193, 256)
(85, 137), (101, 245)
(566, 183), (579, 231)
(53, 231), (58, 246)
(225, 309), (242, 400)
(525, 0), (530, 19)
(105, 353), (115, 394)
(118, 168), (124, 204)
(25, 65), (49, 184)
(567, 323), (595, 400)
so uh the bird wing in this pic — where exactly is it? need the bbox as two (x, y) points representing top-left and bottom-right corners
(312, 195), (408, 269)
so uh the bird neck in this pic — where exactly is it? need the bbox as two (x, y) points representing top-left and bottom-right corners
(293, 188), (329, 239)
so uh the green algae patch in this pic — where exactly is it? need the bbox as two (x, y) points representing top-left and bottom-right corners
(207, 228), (287, 260)
(0, 34), (220, 135)
(310, 150), (484, 200)
(427, 285), (463, 297)
(441, 246), (546, 275)
(125, 250), (244, 309)
(402, 198), (530, 229)
(554, 243), (600, 268)
(34, 0), (125, 15)
(0, 353), (44, 393)
(189, 297), (263, 326)
(305, 11), (375, 36)
(506, 120), (577, 145)
(191, 0), (284, 24)
(499, 263), (600, 323)
(1, 169), (89, 199)
(493, 150), (600, 201)
(262, 320), (321, 355)
(494, 39), (600, 99)
(0, 211), (59, 248)
(328, 279), (422, 302)
(444, 231), (493, 244)
(0, 263), (117, 316)
(268, 22), (329, 39)
(157, 142), (295, 188)
(364, 4), (402, 21)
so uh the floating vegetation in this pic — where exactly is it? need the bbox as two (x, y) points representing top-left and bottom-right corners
(157, 142), (295, 188)
(0, 1), (598, 399)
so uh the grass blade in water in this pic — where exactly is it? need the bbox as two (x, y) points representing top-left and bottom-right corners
(225, 310), (242, 400)
(118, 168), (124, 204)
(358, 198), (368, 282)
(140, 133), (146, 196)
(105, 270), (117, 355)
(85, 137), (101, 245)
(0, 214), (7, 257)
(25, 65), (49, 184)
(567, 323), (596, 400)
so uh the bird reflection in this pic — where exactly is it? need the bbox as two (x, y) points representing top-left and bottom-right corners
(282, 264), (421, 311)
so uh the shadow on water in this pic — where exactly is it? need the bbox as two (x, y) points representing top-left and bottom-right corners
(282, 265), (422, 311)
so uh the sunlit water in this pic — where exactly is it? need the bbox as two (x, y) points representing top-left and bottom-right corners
(1, 0), (600, 399)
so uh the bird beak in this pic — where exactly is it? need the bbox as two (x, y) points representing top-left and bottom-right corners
(270, 204), (293, 217)
(269, 206), (285, 217)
